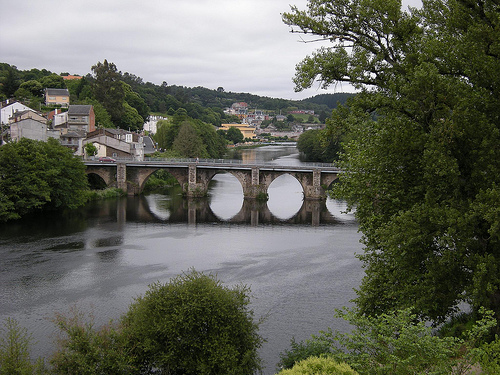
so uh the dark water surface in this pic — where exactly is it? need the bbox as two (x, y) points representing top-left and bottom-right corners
(0, 145), (363, 374)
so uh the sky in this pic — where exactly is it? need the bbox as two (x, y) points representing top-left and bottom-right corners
(1, 0), (420, 100)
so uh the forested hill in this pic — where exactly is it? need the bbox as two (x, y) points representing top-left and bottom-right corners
(160, 84), (354, 112)
(0, 62), (354, 130)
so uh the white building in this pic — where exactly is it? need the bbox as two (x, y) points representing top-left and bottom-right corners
(1, 101), (33, 125)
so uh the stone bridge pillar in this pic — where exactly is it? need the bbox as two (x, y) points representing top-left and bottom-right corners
(116, 163), (127, 191)
(186, 165), (214, 198)
(302, 169), (324, 200)
(241, 167), (269, 199)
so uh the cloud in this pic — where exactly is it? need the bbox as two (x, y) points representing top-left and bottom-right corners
(1, 0), (421, 100)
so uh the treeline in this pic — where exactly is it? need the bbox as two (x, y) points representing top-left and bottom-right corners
(0, 61), (354, 132)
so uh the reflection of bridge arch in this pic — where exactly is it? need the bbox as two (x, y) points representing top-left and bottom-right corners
(138, 195), (340, 227)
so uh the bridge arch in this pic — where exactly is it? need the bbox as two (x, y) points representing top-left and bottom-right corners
(85, 165), (117, 188)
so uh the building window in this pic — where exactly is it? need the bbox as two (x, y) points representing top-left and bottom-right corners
(126, 134), (132, 143)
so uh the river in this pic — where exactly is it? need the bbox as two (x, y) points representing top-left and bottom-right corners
(0, 145), (364, 374)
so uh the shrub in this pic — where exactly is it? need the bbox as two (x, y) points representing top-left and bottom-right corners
(277, 356), (358, 375)
(50, 308), (135, 374)
(278, 337), (332, 370)
(121, 269), (263, 374)
(0, 318), (48, 375)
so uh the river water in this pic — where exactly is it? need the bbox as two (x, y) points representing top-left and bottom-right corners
(0, 145), (363, 374)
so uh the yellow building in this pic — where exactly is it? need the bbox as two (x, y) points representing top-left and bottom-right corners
(220, 124), (256, 139)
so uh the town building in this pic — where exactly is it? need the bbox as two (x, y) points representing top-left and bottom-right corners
(220, 123), (256, 139)
(0, 101), (33, 125)
(67, 105), (95, 133)
(45, 88), (70, 107)
(84, 128), (145, 160)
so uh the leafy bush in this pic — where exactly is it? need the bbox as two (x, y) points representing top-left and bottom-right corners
(85, 188), (126, 201)
(277, 356), (358, 375)
(280, 307), (500, 375)
(278, 337), (332, 370)
(0, 318), (48, 374)
(50, 308), (135, 374)
(120, 269), (263, 374)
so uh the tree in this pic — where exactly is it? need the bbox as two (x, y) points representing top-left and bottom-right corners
(40, 74), (66, 89)
(82, 98), (114, 128)
(84, 143), (98, 159)
(0, 138), (88, 221)
(123, 82), (150, 123)
(91, 60), (125, 127)
(172, 121), (206, 157)
(225, 126), (244, 144)
(0, 65), (20, 98)
(18, 80), (43, 98)
(43, 138), (89, 210)
(283, 0), (500, 324)
(121, 269), (263, 374)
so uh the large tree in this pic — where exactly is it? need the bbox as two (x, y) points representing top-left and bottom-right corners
(283, 0), (500, 324)
(0, 138), (88, 221)
(91, 60), (125, 127)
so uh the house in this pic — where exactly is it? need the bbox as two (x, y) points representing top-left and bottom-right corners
(0, 101), (33, 125)
(8, 109), (46, 125)
(67, 105), (95, 133)
(59, 129), (86, 155)
(143, 115), (167, 135)
(10, 118), (50, 142)
(45, 88), (70, 107)
(48, 109), (69, 127)
(83, 128), (145, 160)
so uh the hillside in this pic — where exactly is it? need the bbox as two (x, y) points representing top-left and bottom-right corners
(0, 62), (355, 129)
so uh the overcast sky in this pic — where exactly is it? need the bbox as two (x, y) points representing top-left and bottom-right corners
(1, 0), (420, 100)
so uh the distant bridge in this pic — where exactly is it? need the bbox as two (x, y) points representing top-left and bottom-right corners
(84, 158), (341, 200)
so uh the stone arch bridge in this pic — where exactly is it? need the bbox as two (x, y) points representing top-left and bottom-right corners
(84, 159), (341, 200)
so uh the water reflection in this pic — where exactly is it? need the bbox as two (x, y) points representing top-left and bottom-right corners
(139, 194), (350, 226)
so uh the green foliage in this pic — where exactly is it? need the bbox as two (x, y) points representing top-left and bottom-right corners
(40, 74), (66, 89)
(84, 143), (98, 158)
(91, 60), (125, 128)
(121, 269), (263, 375)
(225, 126), (244, 144)
(51, 308), (135, 374)
(297, 129), (340, 163)
(154, 113), (226, 158)
(85, 188), (126, 201)
(0, 318), (48, 374)
(0, 65), (20, 98)
(278, 337), (333, 370)
(285, 0), (500, 324)
(277, 356), (358, 375)
(81, 98), (114, 128)
(173, 121), (207, 158)
(281, 307), (500, 375)
(18, 80), (43, 98)
(120, 101), (144, 131)
(0, 138), (88, 221)
(143, 170), (179, 192)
